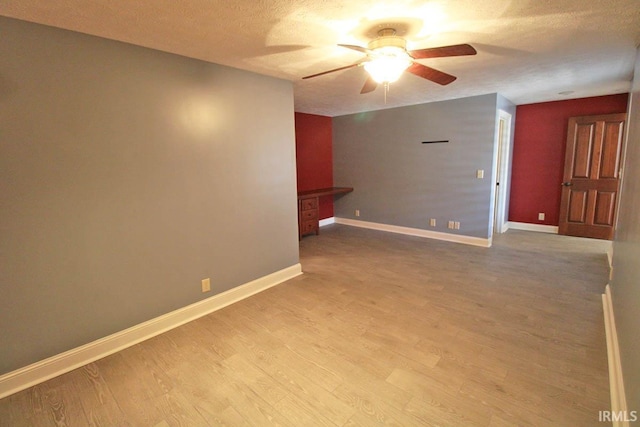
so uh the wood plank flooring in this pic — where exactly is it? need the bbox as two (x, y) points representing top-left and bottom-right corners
(0, 226), (612, 426)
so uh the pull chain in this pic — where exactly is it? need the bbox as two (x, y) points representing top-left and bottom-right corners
(384, 82), (389, 104)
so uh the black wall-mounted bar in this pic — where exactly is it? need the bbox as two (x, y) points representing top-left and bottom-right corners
(421, 140), (449, 144)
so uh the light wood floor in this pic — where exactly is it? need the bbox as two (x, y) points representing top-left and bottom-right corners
(0, 226), (612, 426)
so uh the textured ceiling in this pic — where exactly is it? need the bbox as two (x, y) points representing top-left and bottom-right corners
(1, 0), (639, 116)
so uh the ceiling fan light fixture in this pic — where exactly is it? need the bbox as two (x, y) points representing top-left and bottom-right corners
(364, 46), (412, 84)
(302, 26), (475, 91)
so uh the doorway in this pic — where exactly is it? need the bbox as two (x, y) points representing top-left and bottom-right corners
(492, 110), (512, 236)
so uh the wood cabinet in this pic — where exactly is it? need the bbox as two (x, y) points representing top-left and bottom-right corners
(298, 197), (319, 238)
(297, 187), (353, 239)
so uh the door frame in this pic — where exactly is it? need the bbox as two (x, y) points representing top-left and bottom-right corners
(490, 109), (513, 236)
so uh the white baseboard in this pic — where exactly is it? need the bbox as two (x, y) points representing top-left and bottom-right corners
(507, 221), (559, 234)
(0, 263), (303, 399)
(335, 217), (491, 248)
(319, 217), (335, 227)
(602, 284), (630, 427)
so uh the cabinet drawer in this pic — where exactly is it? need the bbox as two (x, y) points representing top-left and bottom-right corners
(301, 209), (318, 220)
(300, 198), (318, 210)
(301, 220), (317, 234)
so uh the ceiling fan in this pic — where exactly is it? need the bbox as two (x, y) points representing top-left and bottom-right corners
(303, 28), (477, 94)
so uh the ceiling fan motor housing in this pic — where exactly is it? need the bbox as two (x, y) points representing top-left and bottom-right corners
(367, 28), (408, 51)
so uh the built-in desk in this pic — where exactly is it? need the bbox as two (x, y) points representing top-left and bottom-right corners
(297, 187), (353, 239)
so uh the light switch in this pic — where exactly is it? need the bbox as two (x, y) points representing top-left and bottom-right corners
(476, 169), (484, 179)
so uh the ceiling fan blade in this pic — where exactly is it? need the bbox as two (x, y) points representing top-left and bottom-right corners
(409, 43), (477, 59)
(407, 63), (457, 85)
(302, 62), (361, 79)
(360, 75), (378, 94)
(338, 44), (371, 54)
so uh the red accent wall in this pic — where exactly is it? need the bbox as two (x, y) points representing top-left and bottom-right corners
(294, 112), (334, 219)
(509, 94), (629, 225)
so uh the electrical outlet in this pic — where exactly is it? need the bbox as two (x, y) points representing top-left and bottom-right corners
(538, 212), (545, 221)
(355, 209), (360, 217)
(448, 221), (455, 229)
(429, 218), (436, 227)
(454, 221), (461, 230)
(201, 278), (211, 293)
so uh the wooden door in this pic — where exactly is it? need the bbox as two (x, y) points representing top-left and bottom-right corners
(558, 113), (626, 240)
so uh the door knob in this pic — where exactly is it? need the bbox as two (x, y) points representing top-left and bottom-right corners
(562, 182), (573, 187)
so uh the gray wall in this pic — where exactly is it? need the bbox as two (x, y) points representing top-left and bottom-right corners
(0, 17), (299, 374)
(496, 93), (516, 119)
(612, 48), (640, 413)
(333, 94), (501, 239)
